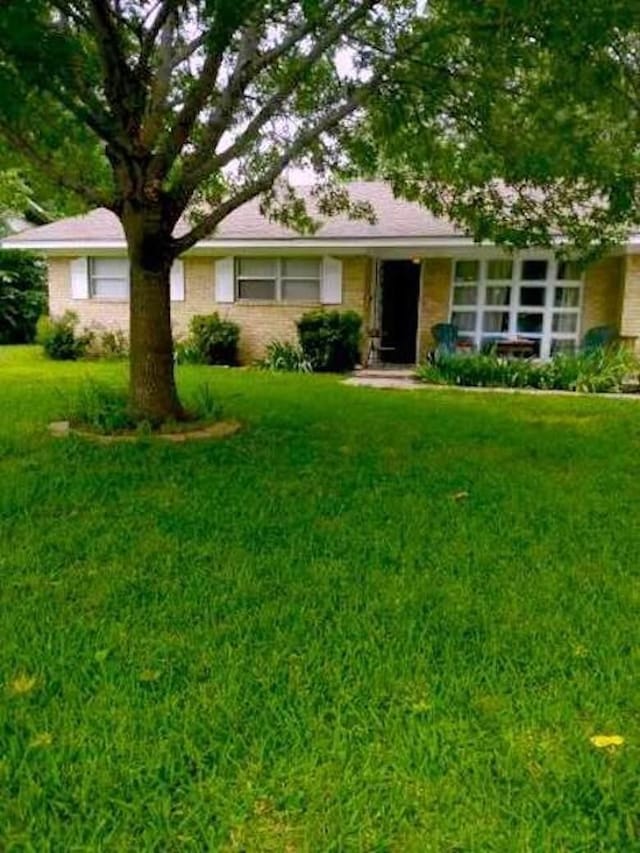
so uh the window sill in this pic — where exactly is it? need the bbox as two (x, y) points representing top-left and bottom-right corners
(234, 300), (323, 307)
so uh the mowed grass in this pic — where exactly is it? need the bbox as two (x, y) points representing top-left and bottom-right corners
(1, 346), (640, 851)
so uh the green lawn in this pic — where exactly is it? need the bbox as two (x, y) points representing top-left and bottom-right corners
(1, 346), (640, 851)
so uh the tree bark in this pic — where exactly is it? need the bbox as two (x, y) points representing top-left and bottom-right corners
(122, 205), (184, 422)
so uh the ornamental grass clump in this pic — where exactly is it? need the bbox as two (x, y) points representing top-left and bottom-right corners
(258, 340), (313, 373)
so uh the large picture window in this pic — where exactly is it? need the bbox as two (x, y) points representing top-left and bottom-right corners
(89, 258), (129, 299)
(236, 257), (321, 302)
(450, 257), (582, 357)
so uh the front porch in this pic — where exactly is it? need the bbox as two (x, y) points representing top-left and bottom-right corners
(365, 251), (638, 367)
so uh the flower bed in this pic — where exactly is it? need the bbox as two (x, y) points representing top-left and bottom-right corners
(416, 347), (639, 394)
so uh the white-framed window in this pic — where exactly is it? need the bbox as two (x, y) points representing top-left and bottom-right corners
(450, 256), (583, 358)
(89, 258), (130, 300)
(235, 257), (321, 302)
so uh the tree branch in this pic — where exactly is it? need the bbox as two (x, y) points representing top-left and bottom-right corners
(139, 0), (182, 70)
(172, 88), (369, 253)
(147, 21), (258, 182)
(86, 0), (140, 141)
(140, 8), (179, 147)
(175, 0), (380, 206)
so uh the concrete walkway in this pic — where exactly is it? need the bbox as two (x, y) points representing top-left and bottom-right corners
(344, 369), (640, 400)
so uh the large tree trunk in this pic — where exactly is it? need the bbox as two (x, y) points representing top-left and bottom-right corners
(122, 205), (184, 423)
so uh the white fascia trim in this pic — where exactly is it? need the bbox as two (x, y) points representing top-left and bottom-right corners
(0, 240), (128, 252)
(1, 236), (481, 253)
(4, 234), (635, 254)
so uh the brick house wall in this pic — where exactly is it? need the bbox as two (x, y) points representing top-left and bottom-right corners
(47, 251), (635, 362)
(47, 255), (371, 363)
(582, 256), (624, 336)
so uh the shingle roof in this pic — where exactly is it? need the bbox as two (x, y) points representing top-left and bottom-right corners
(2, 182), (465, 246)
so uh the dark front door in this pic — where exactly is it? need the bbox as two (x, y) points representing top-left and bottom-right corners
(380, 260), (420, 363)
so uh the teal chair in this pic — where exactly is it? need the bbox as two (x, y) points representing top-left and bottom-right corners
(431, 323), (459, 361)
(582, 325), (616, 353)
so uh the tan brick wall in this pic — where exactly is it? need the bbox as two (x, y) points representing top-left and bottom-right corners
(417, 258), (452, 359)
(582, 257), (623, 339)
(48, 257), (129, 329)
(620, 254), (640, 347)
(46, 255), (370, 363)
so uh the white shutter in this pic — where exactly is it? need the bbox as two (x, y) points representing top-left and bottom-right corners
(215, 257), (235, 303)
(70, 257), (89, 300)
(170, 259), (185, 302)
(321, 256), (343, 304)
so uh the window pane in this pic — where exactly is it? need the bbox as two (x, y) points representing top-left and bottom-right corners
(453, 286), (478, 306)
(282, 279), (320, 301)
(517, 312), (543, 334)
(451, 311), (477, 332)
(552, 313), (578, 333)
(93, 278), (128, 299)
(238, 279), (276, 300)
(521, 260), (548, 281)
(281, 258), (321, 278)
(554, 287), (580, 308)
(487, 259), (513, 280)
(520, 286), (546, 307)
(238, 257), (277, 277)
(485, 286), (511, 306)
(454, 260), (479, 282)
(92, 258), (129, 278)
(551, 339), (577, 355)
(557, 261), (582, 281)
(482, 311), (509, 333)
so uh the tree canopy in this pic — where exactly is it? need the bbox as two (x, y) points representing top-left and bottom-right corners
(360, 0), (640, 258)
(0, 1), (414, 249)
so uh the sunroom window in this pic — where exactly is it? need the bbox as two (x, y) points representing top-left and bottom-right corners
(236, 257), (321, 302)
(450, 257), (583, 358)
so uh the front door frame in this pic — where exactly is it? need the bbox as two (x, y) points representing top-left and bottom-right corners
(372, 258), (423, 365)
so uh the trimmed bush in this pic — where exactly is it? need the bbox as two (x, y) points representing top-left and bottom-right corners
(416, 347), (639, 394)
(179, 313), (240, 365)
(36, 311), (92, 360)
(296, 309), (362, 372)
(259, 340), (312, 373)
(0, 250), (47, 344)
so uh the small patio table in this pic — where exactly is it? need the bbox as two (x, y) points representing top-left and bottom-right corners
(494, 338), (537, 359)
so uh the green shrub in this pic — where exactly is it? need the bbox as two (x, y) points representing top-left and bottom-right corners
(181, 313), (240, 365)
(36, 311), (92, 360)
(259, 340), (313, 373)
(68, 380), (137, 434)
(416, 347), (639, 394)
(84, 327), (129, 360)
(0, 250), (47, 344)
(98, 328), (128, 359)
(296, 309), (362, 372)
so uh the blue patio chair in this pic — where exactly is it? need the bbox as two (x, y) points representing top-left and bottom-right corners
(431, 323), (459, 362)
(582, 325), (617, 353)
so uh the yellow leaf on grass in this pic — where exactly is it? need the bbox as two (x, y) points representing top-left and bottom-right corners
(590, 734), (624, 749)
(8, 675), (37, 696)
(30, 732), (53, 748)
(139, 669), (161, 683)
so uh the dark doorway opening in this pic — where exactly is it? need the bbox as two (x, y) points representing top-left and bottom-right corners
(379, 260), (420, 364)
